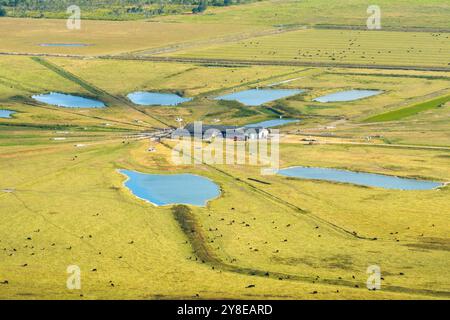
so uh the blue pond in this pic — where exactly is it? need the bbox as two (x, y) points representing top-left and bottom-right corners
(245, 119), (299, 128)
(127, 92), (192, 106)
(39, 43), (88, 47)
(0, 110), (15, 118)
(314, 90), (382, 102)
(277, 166), (442, 190)
(216, 89), (304, 106)
(32, 92), (105, 108)
(120, 170), (221, 206)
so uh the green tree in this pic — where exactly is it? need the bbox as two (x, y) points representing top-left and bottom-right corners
(0, 6), (6, 17)
(192, 0), (207, 13)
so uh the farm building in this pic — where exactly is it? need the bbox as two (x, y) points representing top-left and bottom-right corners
(173, 123), (269, 141)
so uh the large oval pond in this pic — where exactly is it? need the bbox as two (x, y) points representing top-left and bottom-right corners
(119, 169), (221, 207)
(32, 93), (105, 108)
(314, 90), (382, 103)
(216, 89), (304, 106)
(245, 119), (300, 128)
(277, 166), (442, 190)
(127, 92), (192, 106)
(0, 110), (15, 118)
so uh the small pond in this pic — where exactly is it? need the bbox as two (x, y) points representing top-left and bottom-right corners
(32, 93), (106, 108)
(0, 110), (15, 118)
(39, 43), (89, 47)
(314, 90), (382, 103)
(127, 92), (192, 106)
(277, 166), (442, 190)
(215, 89), (304, 106)
(119, 169), (221, 207)
(245, 119), (300, 128)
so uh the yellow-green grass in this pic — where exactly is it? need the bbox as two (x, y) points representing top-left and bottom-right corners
(165, 139), (450, 296)
(48, 57), (302, 97)
(268, 69), (450, 117)
(300, 113), (450, 147)
(47, 57), (309, 126)
(316, 119), (450, 148)
(167, 28), (450, 68)
(0, 6), (449, 300)
(44, 58), (450, 126)
(0, 132), (447, 299)
(0, 56), (168, 130)
(156, 0), (450, 30)
(2, 56), (449, 147)
(364, 94), (450, 122)
(0, 18), (262, 56)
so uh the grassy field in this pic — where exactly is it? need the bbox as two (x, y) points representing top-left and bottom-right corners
(0, 17), (262, 56)
(2, 55), (449, 141)
(156, 0), (450, 30)
(0, 2), (449, 300)
(1, 133), (448, 299)
(166, 28), (450, 68)
(32, 57), (448, 147)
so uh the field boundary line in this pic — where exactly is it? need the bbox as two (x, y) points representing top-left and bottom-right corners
(2, 52), (449, 72)
(103, 55), (450, 73)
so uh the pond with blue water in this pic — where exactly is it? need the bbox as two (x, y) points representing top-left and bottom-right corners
(314, 90), (382, 103)
(277, 166), (442, 190)
(245, 119), (299, 128)
(216, 89), (304, 106)
(39, 43), (89, 47)
(32, 93), (105, 108)
(127, 92), (192, 106)
(0, 110), (15, 118)
(119, 170), (221, 206)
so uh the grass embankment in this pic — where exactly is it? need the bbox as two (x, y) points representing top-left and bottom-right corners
(364, 94), (450, 122)
(31, 57), (106, 99)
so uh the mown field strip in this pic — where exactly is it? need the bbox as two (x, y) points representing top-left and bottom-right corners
(168, 29), (450, 68)
(364, 94), (450, 123)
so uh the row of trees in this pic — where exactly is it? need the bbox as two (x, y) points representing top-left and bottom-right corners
(0, 0), (253, 18)
(0, 0), (238, 10)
